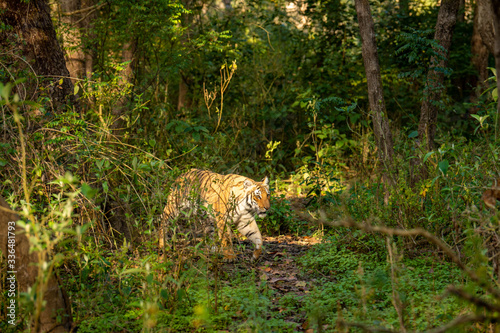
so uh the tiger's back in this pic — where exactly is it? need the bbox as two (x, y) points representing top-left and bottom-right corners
(159, 169), (270, 260)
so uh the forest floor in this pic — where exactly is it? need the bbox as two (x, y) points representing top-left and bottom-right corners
(229, 234), (323, 331)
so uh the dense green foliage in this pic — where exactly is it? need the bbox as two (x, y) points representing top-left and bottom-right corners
(1, 0), (500, 331)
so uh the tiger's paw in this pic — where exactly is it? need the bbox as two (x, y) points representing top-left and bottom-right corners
(252, 248), (262, 261)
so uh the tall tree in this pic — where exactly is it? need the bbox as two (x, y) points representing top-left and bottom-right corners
(0, 196), (73, 332)
(418, 0), (460, 151)
(111, 40), (136, 137)
(59, 0), (86, 81)
(354, 0), (396, 190)
(58, 0), (99, 81)
(458, 0), (465, 22)
(470, 0), (494, 100)
(492, 0), (500, 139)
(0, 0), (79, 112)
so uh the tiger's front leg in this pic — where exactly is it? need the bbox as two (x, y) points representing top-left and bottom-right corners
(237, 218), (262, 260)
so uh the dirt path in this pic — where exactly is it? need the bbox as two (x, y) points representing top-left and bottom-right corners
(224, 235), (323, 330)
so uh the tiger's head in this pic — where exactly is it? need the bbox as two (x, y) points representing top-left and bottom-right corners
(244, 176), (271, 218)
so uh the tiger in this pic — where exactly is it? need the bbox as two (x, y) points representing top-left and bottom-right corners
(159, 169), (270, 260)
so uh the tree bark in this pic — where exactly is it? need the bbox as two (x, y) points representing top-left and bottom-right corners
(0, 196), (72, 332)
(354, 0), (395, 188)
(418, 0), (460, 151)
(58, 0), (97, 82)
(458, 0), (465, 22)
(59, 0), (86, 82)
(110, 40), (135, 137)
(0, 0), (80, 112)
(470, 0), (494, 101)
(177, 73), (191, 112)
(478, 0), (495, 52)
(491, 0), (500, 140)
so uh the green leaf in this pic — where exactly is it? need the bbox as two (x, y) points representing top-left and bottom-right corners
(96, 159), (105, 169)
(408, 130), (418, 138)
(423, 151), (434, 163)
(81, 183), (97, 199)
(102, 181), (109, 193)
(470, 114), (481, 121)
(74, 84), (80, 95)
(0, 82), (12, 100)
(438, 159), (449, 175)
(149, 139), (156, 147)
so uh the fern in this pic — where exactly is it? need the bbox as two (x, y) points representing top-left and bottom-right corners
(395, 27), (451, 80)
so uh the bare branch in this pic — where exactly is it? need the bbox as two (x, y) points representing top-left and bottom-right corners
(447, 286), (500, 312)
(319, 217), (500, 299)
(423, 314), (490, 333)
(61, 2), (106, 16)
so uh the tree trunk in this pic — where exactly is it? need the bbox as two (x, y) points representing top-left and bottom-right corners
(458, 0), (465, 22)
(110, 40), (135, 137)
(470, 0), (494, 101)
(58, 0), (97, 82)
(418, 0), (460, 151)
(0, 196), (73, 332)
(354, 0), (396, 190)
(478, 0), (495, 51)
(59, 0), (86, 82)
(177, 73), (191, 112)
(0, 0), (80, 112)
(492, 0), (500, 140)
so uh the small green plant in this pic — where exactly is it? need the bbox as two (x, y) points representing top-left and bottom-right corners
(261, 194), (297, 235)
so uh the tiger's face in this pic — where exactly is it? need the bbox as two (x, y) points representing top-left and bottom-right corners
(248, 177), (270, 218)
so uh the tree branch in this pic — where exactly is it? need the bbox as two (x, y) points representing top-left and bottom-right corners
(319, 217), (500, 299)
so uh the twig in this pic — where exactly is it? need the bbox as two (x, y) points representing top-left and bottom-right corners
(318, 217), (500, 300)
(61, 2), (106, 16)
(447, 286), (500, 312)
(423, 314), (491, 333)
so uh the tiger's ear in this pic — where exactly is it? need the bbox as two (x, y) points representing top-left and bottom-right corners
(261, 176), (269, 186)
(244, 179), (253, 189)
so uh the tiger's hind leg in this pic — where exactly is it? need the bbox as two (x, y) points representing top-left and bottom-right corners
(215, 217), (236, 261)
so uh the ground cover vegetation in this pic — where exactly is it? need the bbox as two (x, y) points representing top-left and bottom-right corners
(1, 0), (500, 331)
